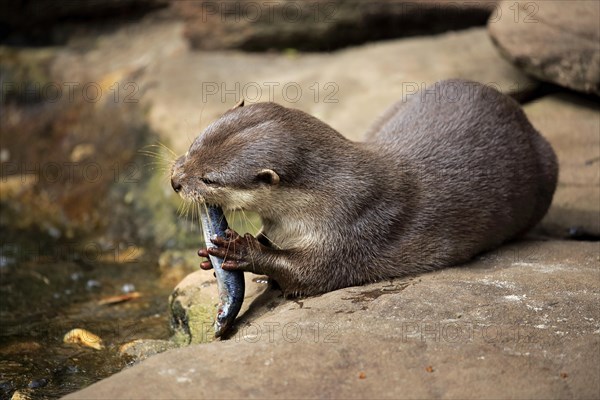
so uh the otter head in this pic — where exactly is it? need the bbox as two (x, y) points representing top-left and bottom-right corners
(170, 101), (310, 214)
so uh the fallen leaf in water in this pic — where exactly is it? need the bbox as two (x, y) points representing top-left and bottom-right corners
(10, 389), (33, 400)
(98, 292), (142, 305)
(63, 328), (104, 350)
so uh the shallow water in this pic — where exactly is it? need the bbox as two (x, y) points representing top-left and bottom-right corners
(0, 211), (262, 399)
(0, 253), (172, 399)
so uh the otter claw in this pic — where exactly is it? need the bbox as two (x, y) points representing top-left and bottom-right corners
(198, 248), (209, 257)
(200, 260), (213, 270)
(207, 245), (246, 261)
(207, 231), (260, 271)
(198, 248), (213, 269)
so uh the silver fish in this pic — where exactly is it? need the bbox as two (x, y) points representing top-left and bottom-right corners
(199, 204), (245, 337)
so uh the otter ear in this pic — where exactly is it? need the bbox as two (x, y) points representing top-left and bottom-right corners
(256, 169), (280, 186)
(231, 98), (245, 110)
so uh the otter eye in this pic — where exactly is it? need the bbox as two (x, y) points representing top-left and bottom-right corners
(201, 177), (217, 185)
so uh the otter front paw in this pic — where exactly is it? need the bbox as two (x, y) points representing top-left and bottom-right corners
(207, 229), (261, 272)
(197, 248), (213, 270)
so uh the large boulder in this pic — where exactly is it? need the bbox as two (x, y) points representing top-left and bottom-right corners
(488, 1), (600, 95)
(63, 240), (600, 399)
(175, 0), (499, 51)
(525, 94), (600, 238)
(168, 270), (269, 345)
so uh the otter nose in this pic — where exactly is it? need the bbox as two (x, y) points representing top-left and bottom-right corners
(171, 177), (182, 193)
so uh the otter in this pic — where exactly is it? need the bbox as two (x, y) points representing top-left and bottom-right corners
(170, 79), (558, 297)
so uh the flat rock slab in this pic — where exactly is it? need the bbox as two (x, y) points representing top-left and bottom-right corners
(488, 0), (600, 95)
(525, 94), (600, 237)
(64, 240), (600, 399)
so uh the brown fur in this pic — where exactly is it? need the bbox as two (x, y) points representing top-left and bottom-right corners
(171, 79), (558, 296)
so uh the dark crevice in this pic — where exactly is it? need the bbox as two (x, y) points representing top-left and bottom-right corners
(237, 8), (493, 52)
(566, 228), (600, 242)
(517, 80), (600, 106)
(514, 81), (567, 105)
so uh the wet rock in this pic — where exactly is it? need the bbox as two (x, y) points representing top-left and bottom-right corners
(169, 270), (270, 345)
(27, 378), (48, 389)
(0, 381), (13, 396)
(175, 0), (499, 51)
(488, 1), (600, 95)
(525, 93), (600, 237)
(63, 240), (600, 399)
(169, 270), (220, 345)
(119, 339), (178, 363)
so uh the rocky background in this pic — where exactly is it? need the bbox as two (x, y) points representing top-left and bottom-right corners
(1, 0), (598, 399)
